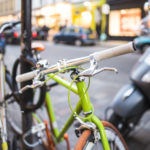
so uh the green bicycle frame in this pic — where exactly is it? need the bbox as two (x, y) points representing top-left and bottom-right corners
(34, 73), (110, 150)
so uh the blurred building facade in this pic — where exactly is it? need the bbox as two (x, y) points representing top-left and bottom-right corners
(32, 1), (72, 29)
(107, 0), (147, 40)
(0, 0), (107, 39)
(0, 0), (17, 24)
(72, 0), (106, 31)
(0, 0), (148, 41)
(0, 0), (72, 28)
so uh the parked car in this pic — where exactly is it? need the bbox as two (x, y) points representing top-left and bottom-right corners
(2, 22), (37, 44)
(0, 33), (6, 54)
(53, 26), (96, 46)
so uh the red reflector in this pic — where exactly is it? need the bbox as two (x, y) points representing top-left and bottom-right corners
(13, 32), (19, 38)
(1, 33), (5, 38)
(32, 32), (37, 38)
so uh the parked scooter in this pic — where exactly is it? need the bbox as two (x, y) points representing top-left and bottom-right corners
(106, 1), (150, 138)
(134, 1), (150, 53)
(106, 37), (150, 138)
(134, 36), (150, 53)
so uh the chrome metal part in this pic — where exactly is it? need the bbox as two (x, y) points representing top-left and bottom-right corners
(36, 59), (49, 69)
(41, 56), (90, 75)
(19, 81), (44, 93)
(123, 87), (134, 101)
(57, 59), (67, 72)
(74, 116), (96, 138)
(75, 116), (96, 130)
(83, 111), (93, 115)
(79, 55), (118, 77)
(23, 123), (45, 148)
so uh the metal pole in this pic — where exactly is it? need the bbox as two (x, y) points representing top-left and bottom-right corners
(21, 0), (33, 150)
(21, 0), (32, 56)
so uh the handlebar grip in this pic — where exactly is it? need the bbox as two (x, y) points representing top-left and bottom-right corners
(16, 70), (38, 83)
(92, 42), (135, 61)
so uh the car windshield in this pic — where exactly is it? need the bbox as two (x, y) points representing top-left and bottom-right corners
(60, 27), (93, 34)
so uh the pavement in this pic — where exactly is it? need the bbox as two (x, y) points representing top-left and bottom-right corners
(97, 40), (129, 47)
(5, 40), (150, 150)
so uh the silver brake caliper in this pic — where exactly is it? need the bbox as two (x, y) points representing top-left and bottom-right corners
(74, 117), (97, 139)
(93, 129), (100, 143)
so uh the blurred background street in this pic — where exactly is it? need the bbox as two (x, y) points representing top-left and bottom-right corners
(5, 41), (150, 150)
(0, 0), (150, 149)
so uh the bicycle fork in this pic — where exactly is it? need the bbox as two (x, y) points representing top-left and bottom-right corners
(75, 79), (110, 150)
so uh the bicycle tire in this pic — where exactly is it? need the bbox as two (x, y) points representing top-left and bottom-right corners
(5, 70), (22, 150)
(7, 58), (47, 149)
(12, 58), (46, 111)
(74, 121), (128, 150)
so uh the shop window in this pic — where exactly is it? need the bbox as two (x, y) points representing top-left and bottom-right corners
(109, 8), (141, 37)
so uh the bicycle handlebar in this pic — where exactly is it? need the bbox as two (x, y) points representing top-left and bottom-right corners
(16, 42), (136, 83)
(16, 70), (38, 83)
(92, 42), (135, 61)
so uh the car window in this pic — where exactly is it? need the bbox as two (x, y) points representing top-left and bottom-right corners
(61, 28), (69, 33)
(61, 27), (81, 33)
(69, 28), (75, 33)
(83, 28), (92, 34)
(60, 28), (65, 33)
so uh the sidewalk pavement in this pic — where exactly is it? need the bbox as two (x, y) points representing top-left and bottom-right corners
(96, 40), (129, 47)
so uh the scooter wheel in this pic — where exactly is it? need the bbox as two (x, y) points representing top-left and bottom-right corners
(109, 113), (133, 138)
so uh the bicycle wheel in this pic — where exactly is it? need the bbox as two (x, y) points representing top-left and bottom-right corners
(5, 70), (22, 150)
(74, 121), (128, 150)
(6, 83), (46, 150)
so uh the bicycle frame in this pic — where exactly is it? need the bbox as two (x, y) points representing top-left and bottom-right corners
(33, 73), (110, 150)
(0, 54), (8, 150)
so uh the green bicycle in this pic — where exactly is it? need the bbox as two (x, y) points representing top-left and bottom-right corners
(16, 42), (136, 150)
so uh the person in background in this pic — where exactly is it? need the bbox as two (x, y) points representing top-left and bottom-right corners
(41, 25), (50, 40)
(59, 24), (66, 31)
(95, 7), (102, 40)
(96, 22), (101, 40)
(59, 20), (68, 31)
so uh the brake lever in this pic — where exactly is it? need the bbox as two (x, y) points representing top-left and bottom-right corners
(79, 67), (118, 77)
(19, 81), (44, 93)
(79, 55), (118, 77)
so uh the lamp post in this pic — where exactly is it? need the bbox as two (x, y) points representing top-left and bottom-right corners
(21, 0), (33, 150)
